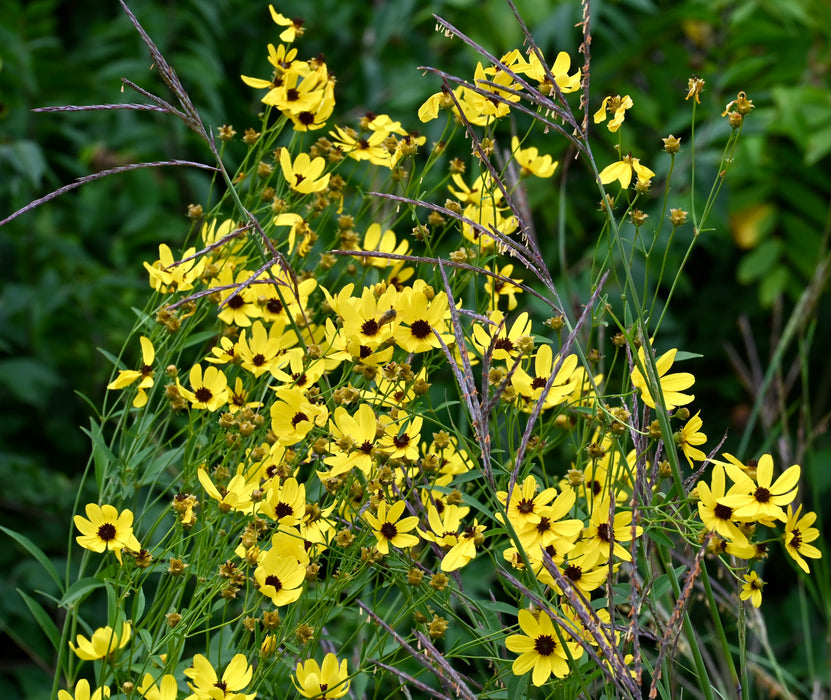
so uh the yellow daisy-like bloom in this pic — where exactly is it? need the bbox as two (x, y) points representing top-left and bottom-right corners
(107, 335), (155, 408)
(253, 545), (306, 607)
(329, 125), (390, 166)
(69, 621), (131, 661)
(483, 263), (523, 311)
(598, 154), (656, 189)
(198, 468), (259, 514)
(393, 287), (453, 354)
(510, 136), (558, 178)
(321, 403), (379, 478)
(358, 223), (410, 268)
(262, 476), (306, 525)
(137, 673), (178, 700)
(364, 500), (420, 555)
(740, 571), (764, 608)
(235, 320), (287, 378)
(719, 454), (800, 524)
(506, 609), (578, 685)
(143, 243), (206, 294)
(783, 504), (822, 574)
(74, 504), (141, 563)
(417, 503), (484, 572)
(497, 474), (558, 528)
(514, 50), (581, 94)
(270, 386), (329, 445)
(268, 5), (304, 43)
(212, 268), (264, 327)
(471, 310), (533, 362)
(377, 414), (423, 462)
(177, 364), (229, 412)
(511, 345), (579, 411)
(184, 653), (256, 700)
(58, 679), (111, 700)
(593, 94), (634, 132)
(630, 347), (695, 411)
(280, 149), (330, 194)
(292, 653), (350, 699)
(675, 410), (707, 466)
(576, 498), (643, 568)
(696, 464), (749, 544)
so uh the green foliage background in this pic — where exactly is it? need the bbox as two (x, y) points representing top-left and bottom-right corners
(1, 0), (829, 695)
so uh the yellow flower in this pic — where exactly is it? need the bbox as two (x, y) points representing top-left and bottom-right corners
(483, 263), (523, 311)
(74, 504), (141, 563)
(357, 223), (410, 268)
(696, 464), (749, 544)
(184, 653), (256, 700)
(262, 476), (306, 525)
(137, 673), (178, 700)
(253, 544), (306, 607)
(593, 94), (633, 132)
(293, 653), (350, 699)
(143, 243), (206, 294)
(69, 621), (131, 661)
(393, 287), (453, 354)
(719, 454), (800, 524)
(471, 310), (533, 362)
(58, 679), (111, 700)
(514, 50), (581, 93)
(630, 347), (695, 411)
(363, 500), (420, 555)
(740, 571), (764, 608)
(511, 345), (579, 411)
(177, 364), (229, 412)
(506, 609), (581, 685)
(320, 403), (379, 478)
(268, 5), (305, 43)
(510, 136), (558, 178)
(377, 414), (423, 461)
(280, 149), (330, 194)
(783, 504), (822, 574)
(269, 386), (329, 445)
(599, 154), (656, 189)
(675, 410), (707, 466)
(107, 335), (155, 408)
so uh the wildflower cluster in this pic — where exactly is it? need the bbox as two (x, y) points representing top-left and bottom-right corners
(21, 4), (822, 699)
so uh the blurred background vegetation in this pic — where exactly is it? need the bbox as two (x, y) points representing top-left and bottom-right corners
(1, 0), (829, 695)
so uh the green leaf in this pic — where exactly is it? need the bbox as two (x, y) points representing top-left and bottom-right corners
(81, 418), (115, 491)
(1, 526), (63, 593)
(760, 265), (789, 307)
(737, 238), (782, 284)
(17, 589), (61, 650)
(58, 577), (105, 609)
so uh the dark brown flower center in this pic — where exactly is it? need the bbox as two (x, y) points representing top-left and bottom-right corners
(380, 522), (398, 540)
(227, 294), (244, 309)
(714, 503), (733, 520)
(264, 575), (282, 591)
(410, 319), (431, 339)
(98, 523), (116, 542)
(195, 387), (213, 403)
(597, 522), (612, 543)
(291, 411), (309, 427)
(753, 487), (771, 503)
(564, 564), (582, 581)
(275, 503), (294, 519)
(361, 319), (380, 336)
(517, 498), (534, 514)
(534, 634), (557, 656)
